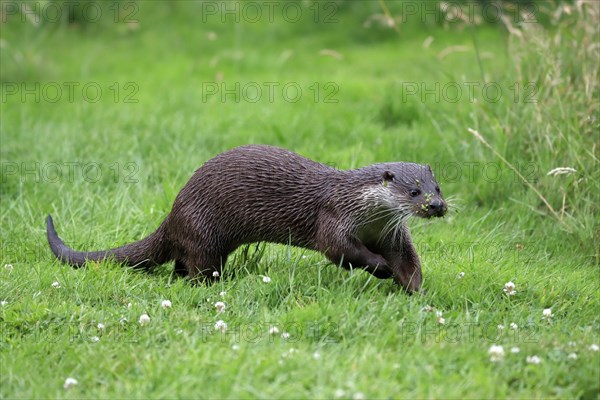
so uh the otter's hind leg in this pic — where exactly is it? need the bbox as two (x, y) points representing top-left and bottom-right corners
(184, 251), (228, 283)
(170, 223), (228, 282)
(173, 260), (188, 278)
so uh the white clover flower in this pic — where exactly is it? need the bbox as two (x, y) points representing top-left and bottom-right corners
(127, 302), (132, 309)
(52, 281), (61, 288)
(269, 326), (279, 335)
(0, 301), (7, 306)
(503, 281), (516, 296)
(219, 291), (226, 297)
(97, 323), (105, 330)
(434, 310), (445, 324)
(214, 301), (226, 313)
(212, 271), (220, 278)
(590, 344), (599, 352)
(542, 308), (552, 319)
(488, 345), (505, 362)
(567, 353), (577, 360)
(232, 344), (240, 351)
(139, 314), (151, 325)
(334, 389), (345, 399)
(281, 348), (295, 358)
(526, 355), (542, 364)
(497, 324), (505, 330)
(90, 336), (100, 343)
(262, 276), (271, 283)
(281, 332), (291, 340)
(353, 392), (365, 400)
(175, 329), (184, 335)
(510, 347), (520, 354)
(4, 264), (13, 271)
(280, 348), (295, 359)
(422, 305), (434, 313)
(161, 300), (172, 309)
(568, 341), (576, 347)
(63, 377), (78, 389)
(313, 351), (321, 359)
(214, 320), (227, 332)
(510, 322), (518, 330)
(458, 271), (465, 279)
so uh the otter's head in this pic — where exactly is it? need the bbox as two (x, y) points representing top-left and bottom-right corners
(378, 163), (447, 219)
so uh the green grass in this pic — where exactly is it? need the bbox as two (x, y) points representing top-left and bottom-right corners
(1, 1), (598, 398)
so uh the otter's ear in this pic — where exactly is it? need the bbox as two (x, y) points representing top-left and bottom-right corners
(382, 171), (395, 182)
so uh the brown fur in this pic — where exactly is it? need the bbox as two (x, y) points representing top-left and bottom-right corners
(47, 145), (447, 292)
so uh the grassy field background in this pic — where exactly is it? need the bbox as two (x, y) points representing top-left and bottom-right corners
(1, 1), (598, 398)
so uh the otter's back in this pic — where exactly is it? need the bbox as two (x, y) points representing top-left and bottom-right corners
(172, 145), (335, 249)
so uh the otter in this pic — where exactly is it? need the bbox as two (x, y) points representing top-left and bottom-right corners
(47, 145), (447, 292)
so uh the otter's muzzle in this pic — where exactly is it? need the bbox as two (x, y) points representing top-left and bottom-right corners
(426, 199), (447, 218)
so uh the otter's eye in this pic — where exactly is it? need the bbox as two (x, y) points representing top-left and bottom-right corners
(409, 189), (421, 197)
(435, 186), (441, 194)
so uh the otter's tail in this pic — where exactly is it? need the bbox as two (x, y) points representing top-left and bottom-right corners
(46, 215), (171, 269)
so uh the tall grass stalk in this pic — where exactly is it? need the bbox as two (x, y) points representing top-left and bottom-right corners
(474, 1), (599, 244)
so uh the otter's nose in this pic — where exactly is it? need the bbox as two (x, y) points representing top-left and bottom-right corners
(427, 200), (446, 217)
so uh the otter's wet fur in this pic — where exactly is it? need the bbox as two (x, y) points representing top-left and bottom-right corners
(47, 145), (447, 292)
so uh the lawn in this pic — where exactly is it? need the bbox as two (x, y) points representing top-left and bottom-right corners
(1, 1), (598, 398)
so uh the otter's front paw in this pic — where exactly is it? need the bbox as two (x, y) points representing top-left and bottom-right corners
(393, 271), (422, 293)
(364, 255), (394, 279)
